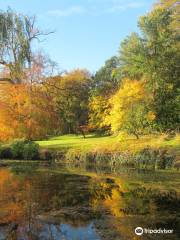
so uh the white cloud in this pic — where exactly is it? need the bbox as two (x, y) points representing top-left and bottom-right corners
(47, 1), (146, 18)
(47, 6), (85, 17)
(107, 2), (146, 13)
(88, 0), (144, 3)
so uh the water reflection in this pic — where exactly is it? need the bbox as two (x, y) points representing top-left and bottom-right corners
(90, 177), (180, 239)
(0, 167), (179, 240)
(0, 168), (101, 239)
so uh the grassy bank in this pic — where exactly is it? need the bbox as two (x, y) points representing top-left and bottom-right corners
(1, 134), (179, 170)
(36, 134), (180, 170)
(37, 134), (180, 153)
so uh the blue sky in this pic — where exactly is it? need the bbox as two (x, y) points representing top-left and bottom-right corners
(0, 0), (155, 73)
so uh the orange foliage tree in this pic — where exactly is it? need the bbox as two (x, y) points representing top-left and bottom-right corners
(0, 82), (59, 141)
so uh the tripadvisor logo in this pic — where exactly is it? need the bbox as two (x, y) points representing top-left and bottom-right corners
(135, 227), (143, 236)
(135, 227), (173, 236)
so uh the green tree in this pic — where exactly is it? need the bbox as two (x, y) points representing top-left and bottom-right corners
(89, 56), (120, 133)
(118, 33), (145, 80)
(92, 56), (120, 96)
(118, 6), (180, 131)
(155, 0), (180, 31)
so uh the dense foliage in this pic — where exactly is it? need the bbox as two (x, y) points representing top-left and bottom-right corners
(89, 0), (179, 135)
(0, 140), (39, 160)
(0, 0), (179, 142)
(118, 6), (180, 131)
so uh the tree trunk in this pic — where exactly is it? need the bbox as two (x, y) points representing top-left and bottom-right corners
(134, 133), (139, 139)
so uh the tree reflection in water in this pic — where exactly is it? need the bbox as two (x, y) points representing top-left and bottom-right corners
(0, 167), (179, 240)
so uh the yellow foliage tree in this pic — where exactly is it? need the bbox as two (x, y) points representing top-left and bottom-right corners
(89, 95), (111, 133)
(107, 80), (155, 138)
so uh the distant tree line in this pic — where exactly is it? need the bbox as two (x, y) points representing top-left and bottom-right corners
(0, 0), (179, 141)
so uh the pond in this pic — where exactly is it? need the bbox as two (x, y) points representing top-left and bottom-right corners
(0, 165), (180, 240)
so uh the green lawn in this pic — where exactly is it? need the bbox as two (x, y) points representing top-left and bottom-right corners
(37, 134), (180, 153)
(37, 134), (117, 150)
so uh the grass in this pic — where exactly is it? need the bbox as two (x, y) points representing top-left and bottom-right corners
(37, 134), (116, 150)
(37, 133), (180, 153)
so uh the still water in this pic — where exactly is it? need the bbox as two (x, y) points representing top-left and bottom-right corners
(0, 165), (179, 240)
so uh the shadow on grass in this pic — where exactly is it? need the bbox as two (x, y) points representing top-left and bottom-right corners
(46, 134), (112, 141)
(83, 134), (111, 139)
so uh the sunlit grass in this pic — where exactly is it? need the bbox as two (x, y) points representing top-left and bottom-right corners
(37, 133), (180, 153)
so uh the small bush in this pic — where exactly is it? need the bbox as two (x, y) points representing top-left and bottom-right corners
(22, 142), (39, 160)
(11, 140), (26, 159)
(0, 147), (13, 159)
(11, 140), (39, 160)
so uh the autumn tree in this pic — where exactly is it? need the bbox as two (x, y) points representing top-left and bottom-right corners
(0, 82), (58, 141)
(45, 69), (92, 135)
(0, 9), (57, 141)
(107, 80), (155, 139)
(117, 4), (180, 131)
(89, 95), (111, 134)
(89, 56), (120, 133)
(0, 53), (59, 141)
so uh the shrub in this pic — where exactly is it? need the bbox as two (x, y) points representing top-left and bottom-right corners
(22, 142), (39, 160)
(11, 140), (26, 159)
(0, 147), (13, 159)
(11, 140), (39, 160)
